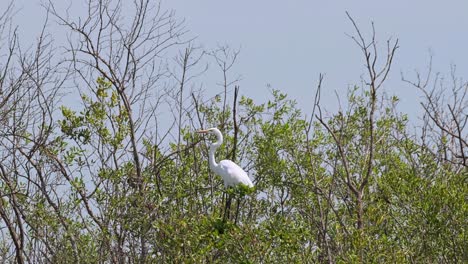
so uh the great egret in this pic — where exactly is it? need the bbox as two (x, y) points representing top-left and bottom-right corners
(196, 128), (254, 188)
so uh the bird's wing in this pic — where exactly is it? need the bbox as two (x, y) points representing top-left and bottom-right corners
(218, 160), (254, 187)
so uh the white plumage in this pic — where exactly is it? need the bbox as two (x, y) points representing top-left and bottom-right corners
(197, 128), (254, 188)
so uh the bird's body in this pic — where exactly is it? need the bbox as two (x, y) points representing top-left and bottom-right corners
(215, 160), (254, 187)
(197, 128), (254, 188)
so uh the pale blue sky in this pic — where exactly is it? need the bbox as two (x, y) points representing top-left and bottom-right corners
(5, 0), (468, 121)
(166, 0), (468, 119)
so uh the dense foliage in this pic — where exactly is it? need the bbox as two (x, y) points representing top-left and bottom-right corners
(0, 1), (466, 263)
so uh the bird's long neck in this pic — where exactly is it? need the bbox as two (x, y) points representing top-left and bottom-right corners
(208, 131), (223, 170)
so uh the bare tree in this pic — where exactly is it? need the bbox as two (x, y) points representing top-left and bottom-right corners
(209, 45), (241, 129)
(314, 12), (398, 261)
(0, 2), (73, 262)
(403, 59), (467, 171)
(45, 0), (193, 261)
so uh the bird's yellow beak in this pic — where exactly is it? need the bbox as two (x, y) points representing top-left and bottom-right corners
(196, 129), (209, 134)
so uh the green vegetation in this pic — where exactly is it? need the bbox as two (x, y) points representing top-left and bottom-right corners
(0, 1), (466, 263)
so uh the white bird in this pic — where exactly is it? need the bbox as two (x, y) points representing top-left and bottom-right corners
(197, 128), (254, 188)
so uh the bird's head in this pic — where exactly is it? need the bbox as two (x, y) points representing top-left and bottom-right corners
(196, 127), (219, 135)
(196, 128), (223, 143)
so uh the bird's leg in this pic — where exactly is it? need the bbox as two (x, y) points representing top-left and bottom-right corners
(226, 195), (232, 221)
(220, 191), (226, 218)
(234, 197), (242, 225)
(223, 190), (233, 222)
